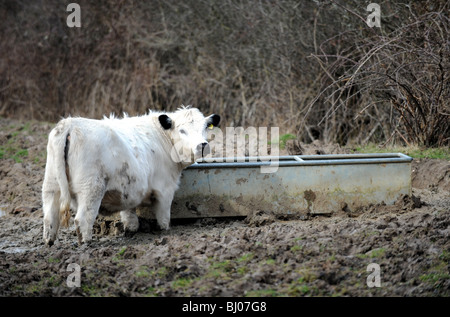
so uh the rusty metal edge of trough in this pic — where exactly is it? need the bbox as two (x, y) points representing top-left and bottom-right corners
(187, 153), (413, 169)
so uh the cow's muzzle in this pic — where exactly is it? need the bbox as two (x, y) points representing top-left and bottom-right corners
(196, 142), (210, 157)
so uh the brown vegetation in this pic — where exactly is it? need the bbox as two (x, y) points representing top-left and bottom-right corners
(0, 0), (448, 146)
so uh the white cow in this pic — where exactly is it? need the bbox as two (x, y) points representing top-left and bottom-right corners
(42, 107), (220, 245)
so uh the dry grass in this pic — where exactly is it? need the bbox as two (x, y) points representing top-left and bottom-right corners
(0, 0), (448, 146)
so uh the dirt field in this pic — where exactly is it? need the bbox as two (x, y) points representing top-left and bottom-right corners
(0, 118), (449, 296)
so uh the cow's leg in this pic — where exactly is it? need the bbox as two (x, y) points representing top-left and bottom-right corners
(154, 191), (172, 230)
(74, 189), (103, 245)
(120, 210), (139, 235)
(42, 189), (60, 246)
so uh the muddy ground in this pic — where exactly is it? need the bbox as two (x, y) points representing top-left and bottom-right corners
(0, 118), (449, 297)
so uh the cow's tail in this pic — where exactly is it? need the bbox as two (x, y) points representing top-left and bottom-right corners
(50, 119), (72, 227)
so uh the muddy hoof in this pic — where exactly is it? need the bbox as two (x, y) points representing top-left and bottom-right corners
(124, 229), (137, 238)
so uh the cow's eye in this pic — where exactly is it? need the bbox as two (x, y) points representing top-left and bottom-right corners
(179, 128), (187, 135)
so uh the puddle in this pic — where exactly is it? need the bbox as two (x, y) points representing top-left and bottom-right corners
(0, 240), (35, 254)
(0, 205), (8, 217)
(1, 247), (30, 254)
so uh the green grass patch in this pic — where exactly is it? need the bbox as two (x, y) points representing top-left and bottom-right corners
(207, 259), (234, 279)
(268, 133), (297, 150)
(81, 283), (102, 296)
(0, 121), (51, 164)
(135, 266), (151, 278)
(264, 259), (276, 266)
(48, 257), (61, 264)
(112, 246), (127, 262)
(286, 277), (317, 296)
(144, 287), (158, 297)
(420, 272), (450, 283)
(207, 254), (257, 280)
(117, 246), (127, 256)
(0, 123), (31, 162)
(439, 250), (450, 262)
(22, 271), (63, 295)
(419, 252), (450, 290)
(290, 245), (303, 252)
(155, 267), (169, 278)
(172, 277), (194, 289)
(13, 149), (28, 162)
(237, 252), (254, 263)
(245, 288), (279, 297)
(356, 248), (386, 259)
(279, 133), (297, 149)
(353, 144), (450, 160)
(0, 146), (29, 163)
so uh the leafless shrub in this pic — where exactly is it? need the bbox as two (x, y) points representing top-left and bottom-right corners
(0, 0), (447, 147)
(305, 0), (449, 146)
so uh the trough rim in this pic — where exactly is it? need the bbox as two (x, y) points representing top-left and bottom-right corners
(187, 153), (412, 169)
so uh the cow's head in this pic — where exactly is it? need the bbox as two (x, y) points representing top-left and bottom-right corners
(158, 107), (220, 164)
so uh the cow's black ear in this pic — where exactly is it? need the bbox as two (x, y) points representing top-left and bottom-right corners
(207, 114), (221, 127)
(158, 114), (172, 130)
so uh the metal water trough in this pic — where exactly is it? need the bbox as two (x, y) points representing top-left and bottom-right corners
(136, 153), (412, 219)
